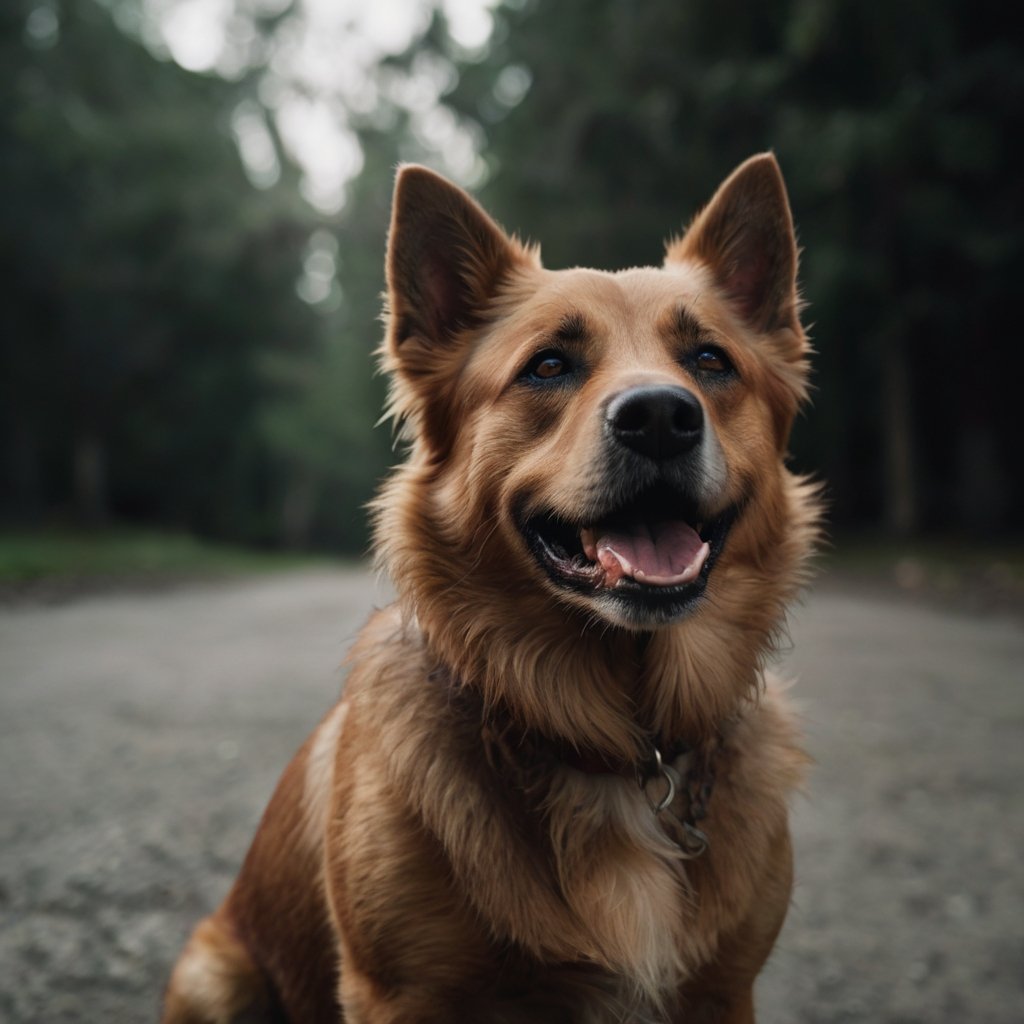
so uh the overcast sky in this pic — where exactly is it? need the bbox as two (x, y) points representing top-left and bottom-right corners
(149, 0), (500, 211)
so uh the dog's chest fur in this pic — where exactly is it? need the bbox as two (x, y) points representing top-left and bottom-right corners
(328, 608), (802, 1018)
(542, 769), (693, 997)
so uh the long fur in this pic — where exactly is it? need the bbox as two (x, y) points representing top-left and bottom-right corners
(164, 153), (822, 1024)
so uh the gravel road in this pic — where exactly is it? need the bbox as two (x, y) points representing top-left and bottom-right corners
(1, 568), (1021, 1023)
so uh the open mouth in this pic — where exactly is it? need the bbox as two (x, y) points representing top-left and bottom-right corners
(519, 482), (738, 618)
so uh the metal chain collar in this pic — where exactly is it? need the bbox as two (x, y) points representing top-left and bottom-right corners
(637, 745), (714, 859)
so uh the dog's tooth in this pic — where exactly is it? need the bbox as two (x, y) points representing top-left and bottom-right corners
(580, 528), (597, 561)
(596, 542), (631, 586)
(681, 541), (710, 582)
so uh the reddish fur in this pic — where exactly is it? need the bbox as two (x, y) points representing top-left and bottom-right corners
(164, 153), (821, 1023)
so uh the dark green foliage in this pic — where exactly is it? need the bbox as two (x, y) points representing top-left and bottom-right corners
(2, 0), (1019, 549)
(1, 0), (323, 543)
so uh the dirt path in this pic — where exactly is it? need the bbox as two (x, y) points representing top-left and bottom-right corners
(1, 569), (1021, 1022)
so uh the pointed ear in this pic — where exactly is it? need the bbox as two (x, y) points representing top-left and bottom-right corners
(666, 153), (799, 333)
(386, 165), (534, 351)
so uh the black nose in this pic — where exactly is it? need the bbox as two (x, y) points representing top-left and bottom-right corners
(606, 385), (704, 461)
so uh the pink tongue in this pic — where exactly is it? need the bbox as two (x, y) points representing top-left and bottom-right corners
(586, 521), (710, 588)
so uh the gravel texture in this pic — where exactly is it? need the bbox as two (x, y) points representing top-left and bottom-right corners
(0, 568), (1021, 1022)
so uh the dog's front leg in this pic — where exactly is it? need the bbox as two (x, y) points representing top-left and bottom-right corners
(677, 989), (756, 1024)
(336, 961), (464, 1024)
(326, 756), (507, 1024)
(675, 826), (794, 1024)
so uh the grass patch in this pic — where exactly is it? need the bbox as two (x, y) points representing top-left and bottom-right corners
(824, 535), (1024, 575)
(0, 528), (332, 584)
(819, 535), (1024, 613)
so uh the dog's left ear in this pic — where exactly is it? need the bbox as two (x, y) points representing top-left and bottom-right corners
(666, 153), (799, 334)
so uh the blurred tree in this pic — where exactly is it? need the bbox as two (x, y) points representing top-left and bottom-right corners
(444, 0), (1023, 535)
(0, 0), (320, 541)
(254, 81), (453, 550)
(3, 0), (1019, 550)
(250, 12), (494, 550)
(0, 0), (488, 551)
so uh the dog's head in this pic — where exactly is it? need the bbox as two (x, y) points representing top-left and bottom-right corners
(377, 155), (815, 644)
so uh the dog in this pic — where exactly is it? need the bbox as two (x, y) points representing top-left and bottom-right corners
(163, 153), (820, 1023)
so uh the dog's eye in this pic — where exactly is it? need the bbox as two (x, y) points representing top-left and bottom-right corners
(523, 350), (572, 382)
(695, 346), (733, 374)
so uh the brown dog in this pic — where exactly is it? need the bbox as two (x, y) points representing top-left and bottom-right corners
(163, 153), (820, 1023)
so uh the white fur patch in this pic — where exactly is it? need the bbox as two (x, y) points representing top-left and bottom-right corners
(546, 772), (689, 1004)
(166, 922), (259, 1023)
(172, 944), (233, 1018)
(303, 701), (348, 850)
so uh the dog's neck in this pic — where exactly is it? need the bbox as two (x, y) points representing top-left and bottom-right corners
(429, 648), (724, 862)
(409, 597), (764, 764)
(376, 459), (818, 766)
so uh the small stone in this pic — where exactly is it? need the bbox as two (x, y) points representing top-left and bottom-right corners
(944, 892), (973, 922)
(216, 739), (239, 762)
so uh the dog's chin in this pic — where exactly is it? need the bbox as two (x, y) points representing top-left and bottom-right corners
(517, 483), (740, 631)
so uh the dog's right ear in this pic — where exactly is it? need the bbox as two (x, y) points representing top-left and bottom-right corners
(383, 166), (535, 449)
(385, 165), (533, 356)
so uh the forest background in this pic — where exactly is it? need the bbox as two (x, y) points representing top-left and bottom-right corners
(2, 0), (1019, 564)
